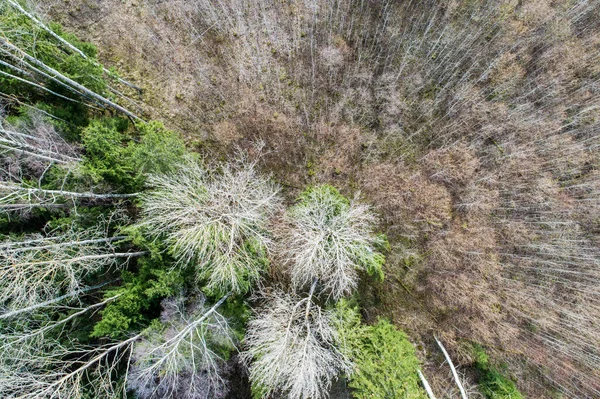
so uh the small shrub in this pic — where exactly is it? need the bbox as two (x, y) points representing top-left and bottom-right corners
(81, 119), (186, 192)
(129, 120), (187, 175)
(472, 344), (524, 399)
(80, 118), (132, 188)
(334, 300), (427, 399)
(92, 258), (184, 338)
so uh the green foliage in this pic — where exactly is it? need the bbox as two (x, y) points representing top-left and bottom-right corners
(0, 205), (59, 235)
(471, 344), (524, 399)
(81, 118), (186, 192)
(91, 257), (184, 338)
(361, 239), (386, 282)
(0, 2), (129, 142)
(334, 300), (427, 399)
(33, 102), (90, 140)
(91, 285), (146, 339)
(120, 224), (164, 257)
(0, 3), (106, 94)
(219, 295), (251, 343)
(80, 117), (133, 189)
(130, 120), (187, 175)
(47, 22), (99, 58)
(45, 206), (119, 232)
(251, 381), (270, 399)
(0, 8), (105, 135)
(294, 184), (350, 218)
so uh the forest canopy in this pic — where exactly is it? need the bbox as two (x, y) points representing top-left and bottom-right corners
(1, 0), (599, 398)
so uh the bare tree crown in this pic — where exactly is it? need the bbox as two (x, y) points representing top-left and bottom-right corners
(243, 289), (351, 399)
(137, 156), (282, 295)
(279, 185), (385, 299)
(128, 293), (233, 399)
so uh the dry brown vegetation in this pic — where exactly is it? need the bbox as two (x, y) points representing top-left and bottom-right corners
(37, 0), (600, 397)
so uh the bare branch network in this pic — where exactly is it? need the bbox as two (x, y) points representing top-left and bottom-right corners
(1, 292), (233, 399)
(243, 288), (351, 399)
(278, 186), (384, 299)
(128, 292), (233, 399)
(0, 110), (81, 176)
(137, 155), (282, 294)
(0, 222), (142, 313)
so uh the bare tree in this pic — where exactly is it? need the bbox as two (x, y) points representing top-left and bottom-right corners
(278, 185), (384, 299)
(1, 292), (235, 399)
(0, 181), (137, 214)
(137, 155), (282, 294)
(0, 292), (123, 388)
(128, 292), (233, 399)
(1, 292), (233, 399)
(0, 222), (144, 312)
(0, 109), (81, 179)
(0, 279), (119, 320)
(0, 31), (140, 119)
(0, 332), (139, 399)
(243, 283), (351, 399)
(4, 0), (140, 91)
(0, 294), (234, 399)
